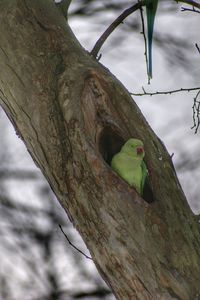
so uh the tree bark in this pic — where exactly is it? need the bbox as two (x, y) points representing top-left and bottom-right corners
(0, 1), (200, 299)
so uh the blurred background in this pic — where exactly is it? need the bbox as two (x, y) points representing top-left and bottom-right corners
(0, 1), (199, 299)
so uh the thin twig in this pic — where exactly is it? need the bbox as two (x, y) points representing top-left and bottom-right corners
(59, 225), (92, 260)
(138, 1), (149, 82)
(90, 1), (145, 58)
(175, 0), (200, 9)
(131, 87), (200, 96)
(195, 43), (200, 54)
(181, 6), (200, 12)
(191, 90), (200, 133)
(90, 0), (200, 59)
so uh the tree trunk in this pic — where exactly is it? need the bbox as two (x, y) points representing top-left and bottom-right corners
(0, 1), (200, 299)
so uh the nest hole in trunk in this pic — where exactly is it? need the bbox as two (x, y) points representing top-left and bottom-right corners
(98, 126), (125, 165)
(98, 126), (154, 203)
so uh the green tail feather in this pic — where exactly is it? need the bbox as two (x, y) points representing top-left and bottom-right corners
(146, 0), (158, 80)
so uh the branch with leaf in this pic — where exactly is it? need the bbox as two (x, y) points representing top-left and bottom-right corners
(90, 0), (200, 131)
(91, 0), (200, 76)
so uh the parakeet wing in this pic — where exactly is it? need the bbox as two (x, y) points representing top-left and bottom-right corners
(111, 152), (144, 195)
(141, 160), (148, 196)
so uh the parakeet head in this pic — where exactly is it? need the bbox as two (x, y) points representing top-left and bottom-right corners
(121, 138), (145, 158)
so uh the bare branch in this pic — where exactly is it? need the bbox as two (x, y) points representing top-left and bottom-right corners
(138, 1), (149, 83)
(90, 1), (145, 58)
(131, 86), (200, 96)
(181, 6), (200, 13)
(90, 0), (200, 65)
(195, 43), (200, 53)
(59, 225), (92, 260)
(131, 87), (200, 134)
(191, 90), (200, 133)
(175, 0), (200, 9)
(0, 169), (41, 180)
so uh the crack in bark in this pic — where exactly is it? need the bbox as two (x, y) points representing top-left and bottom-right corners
(6, 63), (26, 88)
(135, 275), (153, 298)
(0, 46), (9, 59)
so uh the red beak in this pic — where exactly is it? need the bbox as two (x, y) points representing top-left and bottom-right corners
(136, 147), (144, 155)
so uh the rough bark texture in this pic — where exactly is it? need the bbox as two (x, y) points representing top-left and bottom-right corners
(0, 1), (200, 299)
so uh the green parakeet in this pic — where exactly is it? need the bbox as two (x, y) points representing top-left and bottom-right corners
(146, 0), (158, 80)
(111, 138), (147, 196)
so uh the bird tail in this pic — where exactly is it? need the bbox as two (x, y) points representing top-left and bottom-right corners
(146, 0), (158, 81)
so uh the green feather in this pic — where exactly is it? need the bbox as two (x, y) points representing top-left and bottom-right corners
(146, 0), (158, 80)
(111, 138), (147, 196)
(141, 160), (148, 196)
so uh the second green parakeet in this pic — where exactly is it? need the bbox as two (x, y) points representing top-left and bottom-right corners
(111, 138), (147, 196)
